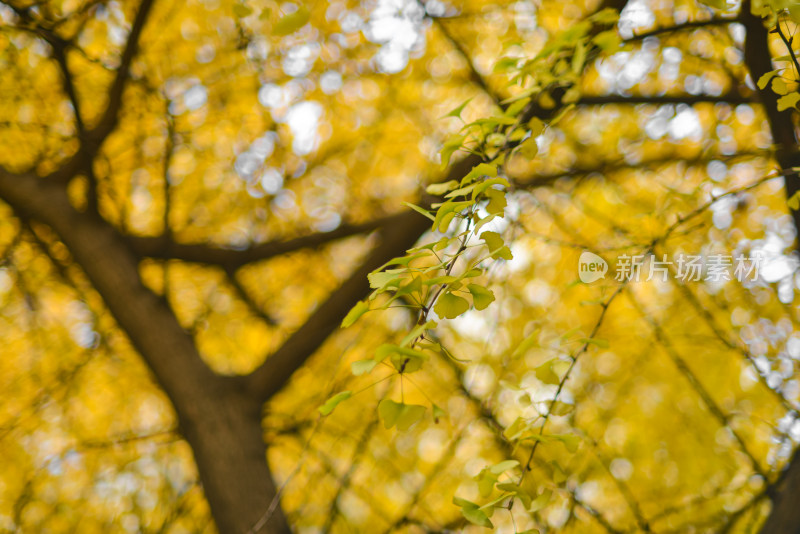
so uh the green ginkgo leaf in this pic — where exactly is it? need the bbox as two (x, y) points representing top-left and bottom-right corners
(318, 391), (352, 416)
(535, 360), (561, 385)
(378, 399), (426, 430)
(453, 497), (494, 528)
(440, 134), (466, 169)
(351, 359), (377, 376)
(273, 6), (310, 36)
(789, 191), (800, 211)
(757, 69), (781, 90)
(341, 300), (369, 327)
(442, 97), (473, 120)
(777, 92), (800, 112)
(233, 3), (253, 17)
(434, 292), (470, 319)
(461, 504), (494, 527)
(425, 180), (459, 196)
(519, 136), (539, 158)
(481, 231), (513, 260)
(467, 284), (495, 310)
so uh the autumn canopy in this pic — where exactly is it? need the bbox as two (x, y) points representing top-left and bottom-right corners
(3, 0), (800, 532)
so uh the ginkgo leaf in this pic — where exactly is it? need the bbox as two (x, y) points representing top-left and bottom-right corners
(232, 3), (253, 17)
(425, 180), (459, 195)
(528, 117), (545, 137)
(519, 136), (539, 159)
(550, 401), (574, 415)
(472, 177), (510, 198)
(351, 359), (377, 376)
(400, 320), (436, 347)
(486, 133), (505, 147)
(467, 284), (495, 310)
(318, 391), (352, 415)
(485, 188), (507, 215)
(481, 231), (513, 260)
(535, 360), (561, 385)
(589, 7), (619, 24)
(341, 300), (369, 327)
(378, 399), (426, 430)
(552, 434), (581, 452)
(773, 77), (790, 95)
(462, 162), (499, 184)
(504, 97), (530, 117)
(789, 192), (800, 211)
(777, 92), (800, 111)
(442, 97), (473, 120)
(453, 497), (494, 528)
(440, 134), (466, 169)
(475, 468), (497, 497)
(580, 337), (609, 348)
(529, 489), (553, 512)
(593, 30), (621, 52)
(512, 330), (540, 358)
(273, 7), (310, 35)
(431, 200), (470, 232)
(368, 271), (401, 289)
(463, 506), (494, 527)
(434, 292), (470, 319)
(489, 460), (519, 475)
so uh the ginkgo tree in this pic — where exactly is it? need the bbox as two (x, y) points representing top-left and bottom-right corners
(4, 0), (800, 532)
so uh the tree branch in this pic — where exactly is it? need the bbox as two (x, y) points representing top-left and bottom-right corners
(577, 92), (753, 106)
(88, 0), (155, 145)
(50, 38), (85, 135)
(625, 17), (739, 42)
(244, 210), (432, 401)
(126, 213), (403, 269)
(0, 166), (229, 403)
(429, 14), (495, 100)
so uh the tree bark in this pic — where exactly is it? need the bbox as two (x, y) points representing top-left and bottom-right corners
(0, 171), (290, 533)
(742, 3), (800, 532)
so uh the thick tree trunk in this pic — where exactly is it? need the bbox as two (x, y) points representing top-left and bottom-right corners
(0, 172), (290, 533)
(761, 450), (800, 534)
(181, 388), (290, 534)
(742, 4), (800, 532)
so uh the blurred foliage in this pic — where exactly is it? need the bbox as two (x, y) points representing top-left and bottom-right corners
(3, 0), (800, 532)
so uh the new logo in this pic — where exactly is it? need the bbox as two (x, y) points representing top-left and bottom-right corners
(579, 251), (608, 283)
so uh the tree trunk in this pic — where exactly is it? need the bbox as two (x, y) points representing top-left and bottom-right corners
(181, 387), (290, 534)
(742, 4), (800, 532)
(0, 172), (291, 533)
(760, 449), (800, 534)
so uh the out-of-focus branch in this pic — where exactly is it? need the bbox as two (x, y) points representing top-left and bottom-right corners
(429, 14), (496, 101)
(88, 0), (155, 145)
(126, 213), (403, 269)
(577, 92), (752, 106)
(224, 268), (277, 326)
(244, 209), (432, 401)
(625, 17), (739, 42)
